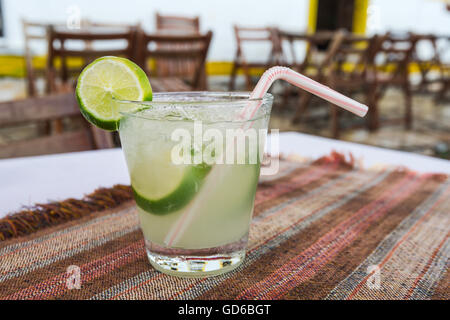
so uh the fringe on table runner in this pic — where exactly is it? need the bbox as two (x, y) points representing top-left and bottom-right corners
(0, 185), (133, 241)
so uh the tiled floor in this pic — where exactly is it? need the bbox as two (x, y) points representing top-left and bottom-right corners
(1, 76), (450, 159)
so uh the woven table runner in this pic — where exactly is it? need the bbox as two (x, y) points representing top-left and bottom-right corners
(0, 153), (449, 300)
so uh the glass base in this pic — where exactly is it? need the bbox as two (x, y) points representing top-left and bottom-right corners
(145, 238), (247, 278)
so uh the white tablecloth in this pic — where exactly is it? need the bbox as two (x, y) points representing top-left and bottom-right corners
(1, 132), (449, 217)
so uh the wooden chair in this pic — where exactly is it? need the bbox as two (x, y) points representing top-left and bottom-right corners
(367, 32), (418, 130)
(0, 93), (113, 159)
(279, 30), (336, 112)
(136, 30), (213, 91)
(409, 33), (450, 101)
(154, 14), (207, 89)
(22, 19), (135, 97)
(22, 19), (62, 97)
(410, 33), (443, 93)
(22, 19), (47, 97)
(155, 13), (200, 34)
(280, 30), (339, 73)
(46, 25), (137, 95)
(279, 30), (346, 124)
(229, 26), (284, 91)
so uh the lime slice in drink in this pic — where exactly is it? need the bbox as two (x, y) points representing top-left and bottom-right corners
(76, 56), (152, 131)
(130, 150), (211, 215)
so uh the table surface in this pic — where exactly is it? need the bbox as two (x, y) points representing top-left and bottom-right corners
(1, 131), (449, 217)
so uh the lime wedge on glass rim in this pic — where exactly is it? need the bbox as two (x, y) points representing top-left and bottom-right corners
(76, 56), (211, 215)
(76, 56), (153, 131)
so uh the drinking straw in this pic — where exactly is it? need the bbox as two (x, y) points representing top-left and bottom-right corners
(164, 66), (368, 247)
(240, 66), (368, 122)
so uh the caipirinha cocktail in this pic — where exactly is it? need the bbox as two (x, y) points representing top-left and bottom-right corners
(76, 57), (272, 277)
(119, 93), (272, 276)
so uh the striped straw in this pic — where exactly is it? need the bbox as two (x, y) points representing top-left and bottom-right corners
(240, 66), (368, 121)
(164, 66), (369, 247)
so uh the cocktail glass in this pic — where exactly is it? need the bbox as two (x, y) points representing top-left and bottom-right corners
(118, 92), (273, 277)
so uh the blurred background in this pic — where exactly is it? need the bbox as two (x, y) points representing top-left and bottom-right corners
(0, 0), (449, 159)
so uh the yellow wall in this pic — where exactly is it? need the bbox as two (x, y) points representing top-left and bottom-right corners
(353, 0), (369, 35)
(307, 0), (319, 33)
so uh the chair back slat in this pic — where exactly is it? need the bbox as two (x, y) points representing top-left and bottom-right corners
(143, 49), (205, 58)
(52, 49), (131, 57)
(0, 93), (79, 126)
(0, 129), (95, 159)
(0, 93), (114, 159)
(51, 29), (134, 40)
(371, 32), (418, 82)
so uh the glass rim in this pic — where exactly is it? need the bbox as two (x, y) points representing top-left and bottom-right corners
(117, 91), (273, 124)
(116, 91), (273, 105)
